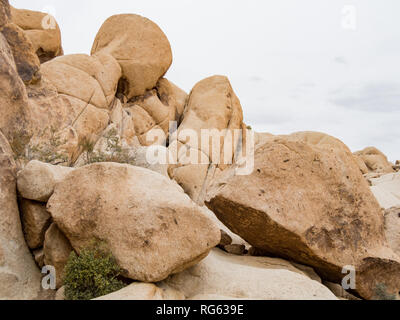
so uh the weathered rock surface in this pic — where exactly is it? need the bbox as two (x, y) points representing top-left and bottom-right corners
(1, 21), (41, 84)
(169, 75), (245, 203)
(206, 132), (400, 300)
(156, 78), (188, 122)
(33, 248), (45, 269)
(0, 0), (11, 27)
(91, 14), (172, 99)
(160, 249), (337, 300)
(0, 32), (32, 143)
(94, 283), (185, 300)
(41, 53), (121, 109)
(0, 132), (42, 299)
(43, 223), (73, 289)
(47, 163), (221, 282)
(24, 52), (120, 164)
(384, 207), (400, 257)
(370, 173), (400, 209)
(20, 199), (52, 249)
(355, 147), (394, 174)
(125, 89), (176, 146)
(17, 160), (74, 202)
(10, 6), (63, 63)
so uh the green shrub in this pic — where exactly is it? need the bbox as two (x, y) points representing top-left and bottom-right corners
(64, 246), (126, 300)
(373, 283), (397, 300)
(80, 128), (136, 165)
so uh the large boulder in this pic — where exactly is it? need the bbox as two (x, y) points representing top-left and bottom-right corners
(160, 249), (337, 300)
(47, 163), (220, 283)
(168, 76), (245, 203)
(0, 132), (42, 299)
(10, 6), (63, 63)
(205, 132), (400, 300)
(355, 147), (394, 174)
(91, 14), (172, 99)
(370, 173), (400, 209)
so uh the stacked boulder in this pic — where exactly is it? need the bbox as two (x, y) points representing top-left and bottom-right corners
(205, 132), (400, 300)
(354, 147), (395, 176)
(1, 0), (399, 301)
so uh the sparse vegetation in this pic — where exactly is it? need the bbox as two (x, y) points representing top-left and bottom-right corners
(10, 127), (69, 165)
(80, 128), (136, 165)
(373, 283), (397, 300)
(64, 245), (126, 300)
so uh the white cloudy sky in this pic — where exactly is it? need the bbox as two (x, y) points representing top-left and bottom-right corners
(12, 0), (400, 161)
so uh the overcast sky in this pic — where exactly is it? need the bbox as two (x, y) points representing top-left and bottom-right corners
(12, 0), (400, 161)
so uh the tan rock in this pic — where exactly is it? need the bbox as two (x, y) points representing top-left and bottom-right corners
(126, 89), (176, 144)
(205, 132), (400, 300)
(94, 283), (185, 300)
(21, 53), (120, 163)
(17, 160), (74, 202)
(156, 78), (188, 122)
(33, 248), (45, 268)
(20, 199), (52, 249)
(160, 249), (337, 300)
(169, 76), (245, 203)
(354, 154), (369, 174)
(91, 14), (172, 98)
(0, 0), (11, 28)
(0, 32), (32, 143)
(43, 223), (73, 289)
(47, 163), (221, 283)
(10, 6), (63, 63)
(0, 132), (42, 299)
(355, 147), (394, 174)
(41, 53), (121, 109)
(1, 21), (41, 83)
(26, 77), (110, 164)
(384, 207), (400, 257)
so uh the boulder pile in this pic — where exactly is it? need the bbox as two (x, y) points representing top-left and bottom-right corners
(0, 0), (399, 300)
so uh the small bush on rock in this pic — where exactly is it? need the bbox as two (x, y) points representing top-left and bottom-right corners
(64, 246), (126, 300)
(373, 283), (397, 300)
(80, 128), (136, 165)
